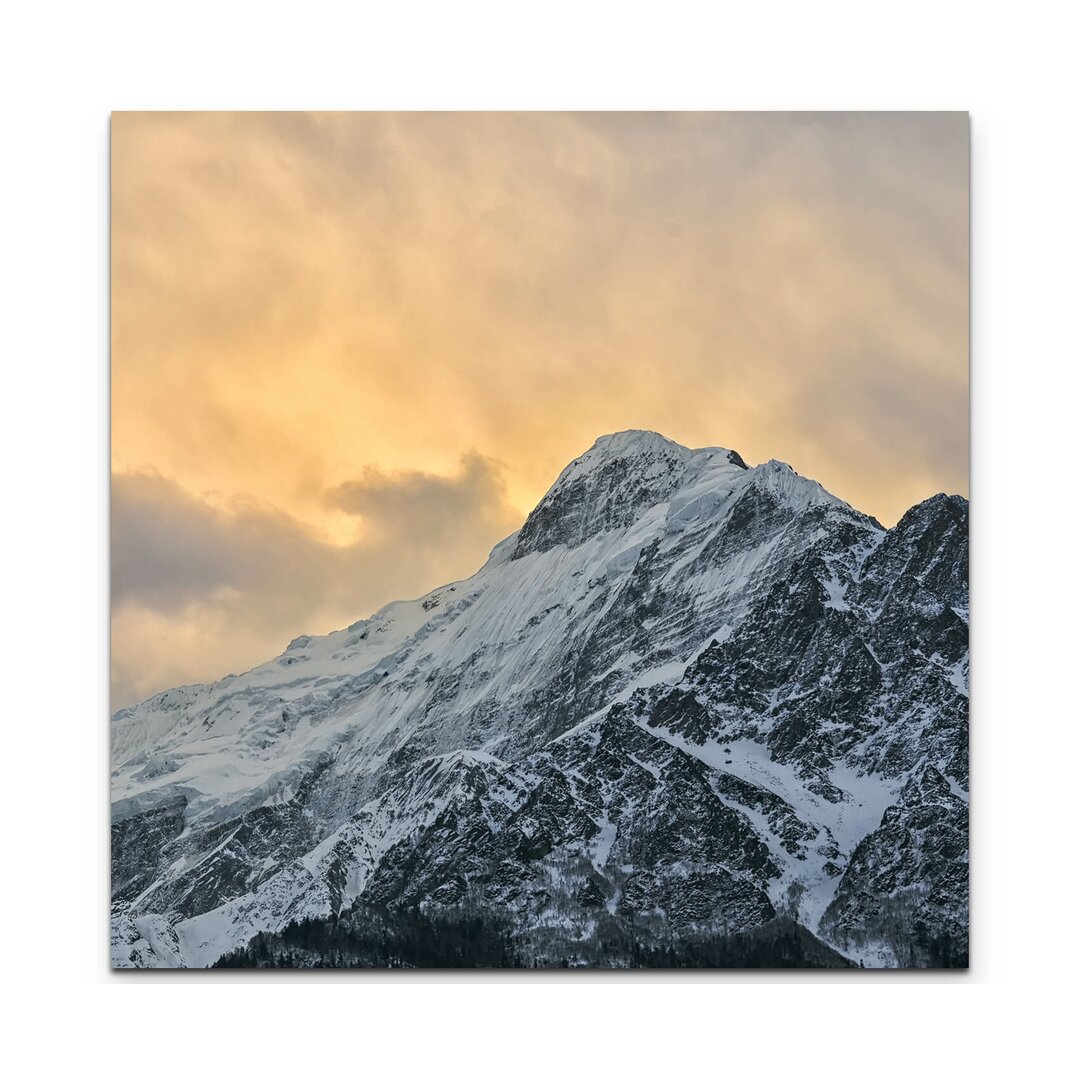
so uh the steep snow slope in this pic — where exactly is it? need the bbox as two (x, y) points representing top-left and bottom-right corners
(112, 432), (841, 827)
(112, 431), (968, 968)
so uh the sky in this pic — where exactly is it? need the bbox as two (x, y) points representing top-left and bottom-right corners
(111, 111), (968, 709)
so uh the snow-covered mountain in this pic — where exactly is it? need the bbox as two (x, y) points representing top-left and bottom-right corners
(111, 430), (968, 968)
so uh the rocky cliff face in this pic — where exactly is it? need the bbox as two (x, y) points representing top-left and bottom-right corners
(111, 431), (968, 968)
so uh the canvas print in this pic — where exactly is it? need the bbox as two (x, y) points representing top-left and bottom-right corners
(111, 112), (969, 969)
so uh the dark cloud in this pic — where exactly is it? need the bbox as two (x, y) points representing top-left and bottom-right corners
(110, 457), (521, 708)
(111, 472), (328, 614)
(329, 451), (513, 535)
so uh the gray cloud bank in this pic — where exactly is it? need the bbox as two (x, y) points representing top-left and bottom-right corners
(111, 456), (521, 708)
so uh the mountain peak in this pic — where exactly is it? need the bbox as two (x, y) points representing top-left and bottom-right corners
(554, 430), (692, 487)
(587, 428), (687, 457)
(577, 429), (747, 470)
(511, 430), (745, 560)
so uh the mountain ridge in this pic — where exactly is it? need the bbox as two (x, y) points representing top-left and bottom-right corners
(111, 430), (968, 968)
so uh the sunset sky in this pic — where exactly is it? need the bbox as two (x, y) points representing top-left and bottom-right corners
(111, 111), (968, 708)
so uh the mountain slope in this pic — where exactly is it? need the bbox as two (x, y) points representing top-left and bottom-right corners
(111, 430), (968, 968)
